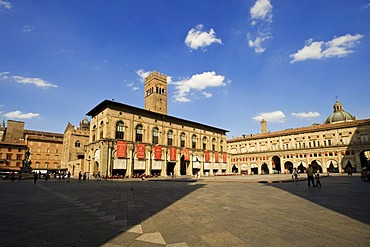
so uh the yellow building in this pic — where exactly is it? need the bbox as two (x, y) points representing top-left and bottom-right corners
(83, 71), (229, 178)
(227, 99), (370, 174)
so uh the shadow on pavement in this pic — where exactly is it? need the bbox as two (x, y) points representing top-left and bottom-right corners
(0, 179), (204, 246)
(265, 175), (370, 225)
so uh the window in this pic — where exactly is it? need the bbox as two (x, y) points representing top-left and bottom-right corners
(75, 141), (81, 148)
(212, 138), (216, 151)
(180, 133), (185, 147)
(167, 130), (173, 146)
(136, 125), (143, 142)
(220, 140), (223, 152)
(202, 137), (207, 150)
(192, 135), (197, 149)
(6, 153), (12, 160)
(115, 121), (124, 139)
(17, 154), (22, 160)
(152, 127), (159, 144)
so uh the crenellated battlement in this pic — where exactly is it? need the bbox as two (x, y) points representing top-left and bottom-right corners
(145, 70), (167, 83)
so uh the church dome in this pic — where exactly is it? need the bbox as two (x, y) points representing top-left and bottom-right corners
(324, 99), (355, 124)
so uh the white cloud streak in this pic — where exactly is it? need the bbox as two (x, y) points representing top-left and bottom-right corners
(4, 110), (40, 120)
(291, 112), (320, 119)
(171, 71), (226, 102)
(248, 32), (271, 53)
(0, 0), (12, 9)
(248, 0), (273, 53)
(185, 24), (222, 51)
(290, 34), (363, 63)
(252, 111), (286, 123)
(250, 0), (273, 25)
(1, 72), (58, 88)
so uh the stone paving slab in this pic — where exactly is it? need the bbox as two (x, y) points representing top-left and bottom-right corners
(0, 174), (369, 246)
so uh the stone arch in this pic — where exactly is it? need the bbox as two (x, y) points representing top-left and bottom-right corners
(326, 159), (339, 173)
(297, 161), (307, 173)
(272, 156), (281, 173)
(311, 160), (323, 173)
(284, 161), (294, 174)
(261, 163), (269, 174)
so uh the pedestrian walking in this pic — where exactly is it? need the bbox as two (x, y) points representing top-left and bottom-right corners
(33, 172), (38, 183)
(11, 171), (15, 182)
(78, 171), (82, 182)
(44, 173), (48, 182)
(306, 164), (315, 187)
(292, 168), (299, 182)
(316, 174), (322, 187)
(67, 171), (71, 182)
(83, 172), (87, 180)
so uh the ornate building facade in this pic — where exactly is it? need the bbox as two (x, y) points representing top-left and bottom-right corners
(61, 117), (90, 176)
(83, 71), (229, 178)
(227, 100), (370, 175)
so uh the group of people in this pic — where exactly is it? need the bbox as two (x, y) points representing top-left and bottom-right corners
(306, 165), (322, 187)
(291, 166), (322, 187)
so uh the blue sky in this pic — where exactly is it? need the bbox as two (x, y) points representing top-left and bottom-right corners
(1, 0), (369, 138)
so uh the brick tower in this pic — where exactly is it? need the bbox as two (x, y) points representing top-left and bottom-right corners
(144, 71), (168, 115)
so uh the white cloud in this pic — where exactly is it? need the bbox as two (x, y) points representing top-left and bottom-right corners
(4, 110), (40, 120)
(248, 32), (271, 53)
(22, 25), (34, 33)
(292, 112), (320, 119)
(252, 111), (286, 123)
(12, 75), (57, 88)
(0, 72), (58, 88)
(0, 0), (12, 10)
(363, 3), (370, 9)
(250, 0), (273, 25)
(290, 33), (363, 63)
(135, 69), (152, 83)
(185, 24), (222, 51)
(172, 71), (226, 102)
(202, 92), (212, 98)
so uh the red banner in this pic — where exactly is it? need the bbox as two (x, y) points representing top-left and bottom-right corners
(154, 145), (162, 160)
(205, 150), (210, 163)
(183, 148), (190, 161)
(136, 144), (145, 159)
(215, 152), (219, 163)
(170, 147), (176, 161)
(223, 153), (227, 163)
(116, 141), (127, 158)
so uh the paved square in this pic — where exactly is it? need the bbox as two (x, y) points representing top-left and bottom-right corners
(1, 175), (369, 246)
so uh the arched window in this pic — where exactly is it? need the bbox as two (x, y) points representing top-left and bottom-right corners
(115, 121), (124, 139)
(152, 127), (159, 144)
(192, 135), (197, 149)
(202, 137), (207, 150)
(212, 138), (216, 151)
(75, 141), (81, 148)
(92, 125), (96, 142)
(180, 133), (186, 147)
(167, 130), (173, 146)
(136, 125), (143, 142)
(220, 140), (224, 152)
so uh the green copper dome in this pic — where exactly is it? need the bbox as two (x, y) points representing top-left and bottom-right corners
(324, 99), (355, 124)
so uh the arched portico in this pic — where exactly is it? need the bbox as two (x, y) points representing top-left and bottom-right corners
(284, 161), (293, 174)
(326, 160), (339, 173)
(272, 156), (281, 173)
(311, 160), (323, 173)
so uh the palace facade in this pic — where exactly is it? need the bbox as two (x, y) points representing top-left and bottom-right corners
(0, 120), (64, 173)
(82, 71), (229, 178)
(227, 100), (370, 175)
